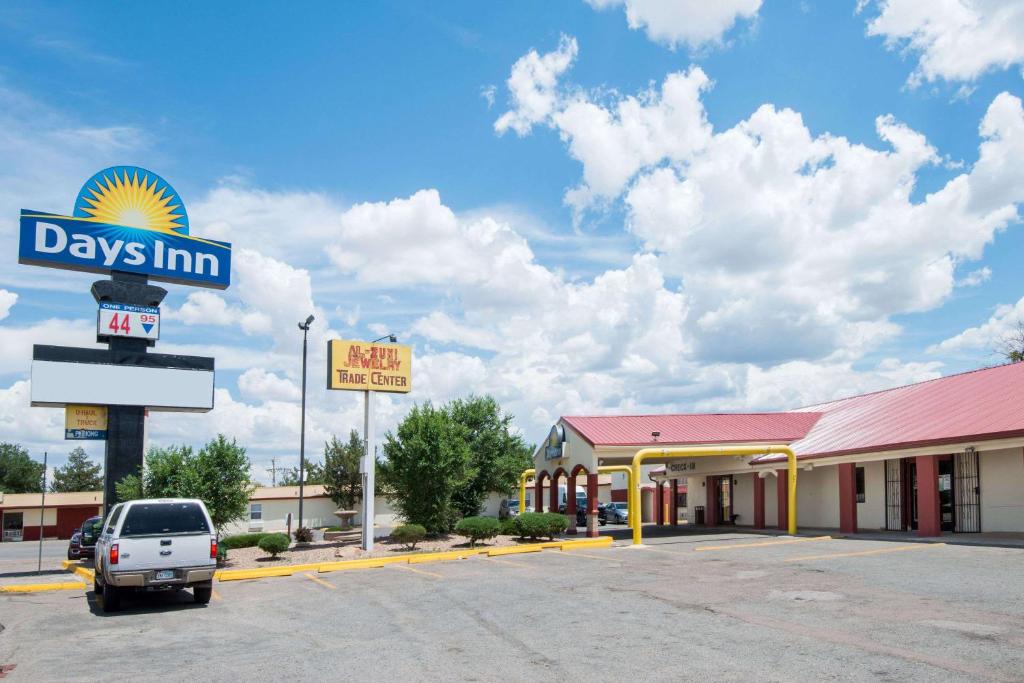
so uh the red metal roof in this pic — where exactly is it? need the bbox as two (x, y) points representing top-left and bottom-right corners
(754, 362), (1024, 463)
(562, 412), (822, 447)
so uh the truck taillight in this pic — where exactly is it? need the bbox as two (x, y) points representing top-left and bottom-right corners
(210, 538), (218, 559)
(110, 543), (119, 565)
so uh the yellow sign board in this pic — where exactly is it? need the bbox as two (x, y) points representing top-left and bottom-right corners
(65, 404), (108, 440)
(327, 340), (412, 393)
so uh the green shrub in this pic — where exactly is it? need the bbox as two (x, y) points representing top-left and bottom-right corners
(391, 523), (427, 550)
(216, 544), (228, 566)
(542, 512), (571, 539)
(257, 533), (291, 558)
(499, 517), (518, 536)
(293, 526), (314, 543)
(454, 516), (501, 547)
(513, 512), (570, 541)
(220, 532), (269, 549)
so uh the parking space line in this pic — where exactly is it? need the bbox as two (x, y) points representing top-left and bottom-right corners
(393, 564), (443, 579)
(302, 572), (337, 589)
(483, 557), (536, 570)
(785, 543), (945, 563)
(550, 551), (621, 563)
(695, 536), (833, 552)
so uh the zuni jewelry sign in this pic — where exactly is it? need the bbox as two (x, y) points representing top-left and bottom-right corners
(18, 166), (231, 289)
(327, 340), (412, 393)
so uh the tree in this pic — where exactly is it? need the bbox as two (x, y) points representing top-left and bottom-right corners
(0, 442), (44, 493)
(114, 435), (254, 534)
(323, 431), (363, 510)
(50, 447), (103, 492)
(447, 396), (534, 518)
(996, 321), (1024, 363)
(279, 461), (325, 486)
(378, 401), (473, 533)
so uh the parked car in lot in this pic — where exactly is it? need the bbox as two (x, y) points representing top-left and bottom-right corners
(559, 503), (608, 527)
(605, 501), (629, 524)
(66, 515), (102, 560)
(94, 499), (217, 612)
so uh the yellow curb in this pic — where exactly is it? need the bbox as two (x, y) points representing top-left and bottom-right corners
(1, 581), (87, 593)
(72, 566), (95, 581)
(407, 549), (486, 564)
(318, 559), (389, 573)
(487, 545), (544, 557)
(559, 537), (613, 551)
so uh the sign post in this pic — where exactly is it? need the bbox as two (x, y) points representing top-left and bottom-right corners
(327, 339), (412, 552)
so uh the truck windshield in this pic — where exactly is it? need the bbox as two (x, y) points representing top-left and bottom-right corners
(120, 503), (210, 537)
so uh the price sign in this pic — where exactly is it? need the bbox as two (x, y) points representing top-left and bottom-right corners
(97, 302), (160, 341)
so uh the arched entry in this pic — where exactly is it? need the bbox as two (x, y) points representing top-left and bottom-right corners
(551, 467), (569, 518)
(570, 464), (598, 537)
(535, 470), (550, 513)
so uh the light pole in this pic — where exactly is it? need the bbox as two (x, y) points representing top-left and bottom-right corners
(297, 314), (314, 533)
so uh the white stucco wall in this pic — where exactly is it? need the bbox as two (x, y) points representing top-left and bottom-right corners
(765, 473), (779, 527)
(732, 473), (755, 526)
(857, 460), (886, 531)
(795, 465), (839, 529)
(980, 447), (1024, 532)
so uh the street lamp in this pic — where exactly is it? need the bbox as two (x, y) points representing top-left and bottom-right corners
(371, 334), (397, 343)
(297, 314), (314, 533)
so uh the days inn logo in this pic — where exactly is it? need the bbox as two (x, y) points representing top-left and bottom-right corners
(18, 166), (231, 289)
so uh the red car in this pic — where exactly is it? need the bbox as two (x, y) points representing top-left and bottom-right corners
(66, 515), (102, 560)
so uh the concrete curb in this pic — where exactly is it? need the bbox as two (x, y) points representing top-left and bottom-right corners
(216, 536), (614, 582)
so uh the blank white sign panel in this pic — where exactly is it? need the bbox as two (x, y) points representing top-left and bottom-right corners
(31, 361), (214, 412)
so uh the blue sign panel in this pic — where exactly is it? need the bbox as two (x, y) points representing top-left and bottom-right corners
(65, 428), (107, 440)
(17, 167), (231, 289)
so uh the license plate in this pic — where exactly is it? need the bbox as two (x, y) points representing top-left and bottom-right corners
(155, 570), (175, 580)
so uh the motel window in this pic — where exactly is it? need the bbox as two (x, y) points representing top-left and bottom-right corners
(250, 503), (262, 521)
(855, 467), (866, 504)
(677, 493), (687, 509)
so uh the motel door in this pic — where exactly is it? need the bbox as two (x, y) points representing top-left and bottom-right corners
(717, 477), (732, 525)
(2, 512), (24, 542)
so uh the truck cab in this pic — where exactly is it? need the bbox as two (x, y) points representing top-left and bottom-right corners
(94, 498), (217, 612)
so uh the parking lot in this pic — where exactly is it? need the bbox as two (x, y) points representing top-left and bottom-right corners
(3, 531), (1024, 682)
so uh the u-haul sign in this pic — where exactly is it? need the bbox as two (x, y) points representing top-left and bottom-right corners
(97, 302), (160, 341)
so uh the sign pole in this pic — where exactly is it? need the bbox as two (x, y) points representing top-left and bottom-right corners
(361, 389), (375, 552)
(37, 451), (47, 575)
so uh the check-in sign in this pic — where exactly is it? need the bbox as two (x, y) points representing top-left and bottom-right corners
(98, 302), (160, 341)
(65, 404), (107, 440)
(327, 340), (412, 393)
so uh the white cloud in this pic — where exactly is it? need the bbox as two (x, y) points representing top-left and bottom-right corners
(237, 368), (301, 402)
(0, 290), (17, 320)
(929, 296), (1024, 354)
(866, 0), (1024, 86)
(494, 34), (578, 136)
(957, 266), (992, 287)
(586, 0), (762, 50)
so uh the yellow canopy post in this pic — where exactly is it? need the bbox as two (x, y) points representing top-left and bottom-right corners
(519, 469), (535, 513)
(629, 445), (798, 545)
(597, 465), (635, 529)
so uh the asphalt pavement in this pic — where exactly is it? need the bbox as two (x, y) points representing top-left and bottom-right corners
(2, 530), (1023, 681)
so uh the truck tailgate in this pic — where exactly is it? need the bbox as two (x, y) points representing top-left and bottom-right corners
(116, 534), (214, 571)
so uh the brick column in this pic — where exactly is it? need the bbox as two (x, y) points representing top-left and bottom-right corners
(586, 473), (599, 538)
(535, 479), (544, 513)
(550, 477), (559, 515)
(838, 462), (858, 534)
(706, 476), (719, 526)
(776, 471), (788, 531)
(566, 473), (578, 535)
(753, 474), (765, 529)
(916, 455), (941, 537)
(655, 482), (664, 525)
(670, 479), (679, 525)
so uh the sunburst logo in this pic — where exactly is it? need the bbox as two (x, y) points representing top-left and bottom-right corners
(73, 166), (189, 235)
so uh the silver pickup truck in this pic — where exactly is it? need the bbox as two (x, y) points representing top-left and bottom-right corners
(94, 498), (217, 612)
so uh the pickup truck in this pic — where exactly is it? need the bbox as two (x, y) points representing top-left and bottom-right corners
(94, 498), (218, 612)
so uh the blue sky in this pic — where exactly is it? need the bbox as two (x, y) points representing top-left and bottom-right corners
(1, 1), (1023, 480)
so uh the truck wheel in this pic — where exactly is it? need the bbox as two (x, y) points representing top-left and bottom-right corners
(193, 584), (212, 605)
(102, 583), (121, 613)
(93, 575), (104, 597)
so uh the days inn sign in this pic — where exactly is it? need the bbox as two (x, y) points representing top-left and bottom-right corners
(18, 166), (231, 289)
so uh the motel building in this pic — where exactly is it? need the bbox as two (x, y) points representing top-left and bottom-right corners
(530, 361), (1024, 540)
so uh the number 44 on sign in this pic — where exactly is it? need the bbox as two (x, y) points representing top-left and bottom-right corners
(97, 302), (160, 341)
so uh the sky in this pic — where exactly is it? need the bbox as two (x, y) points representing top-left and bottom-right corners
(1, 0), (1023, 484)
